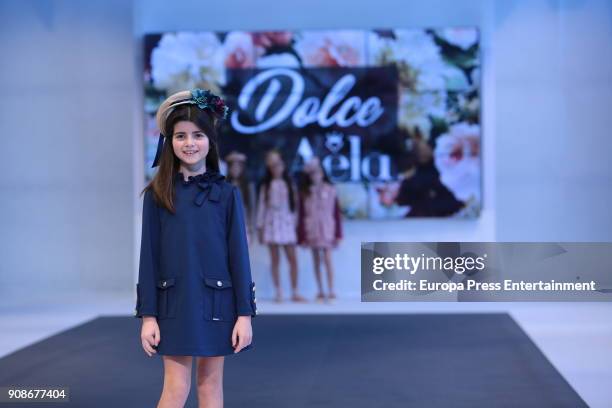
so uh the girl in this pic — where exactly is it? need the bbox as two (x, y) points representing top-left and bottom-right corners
(224, 151), (257, 244)
(135, 89), (257, 408)
(256, 150), (307, 303)
(297, 157), (343, 302)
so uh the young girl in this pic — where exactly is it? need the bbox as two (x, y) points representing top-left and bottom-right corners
(135, 89), (257, 408)
(256, 150), (307, 303)
(297, 157), (343, 301)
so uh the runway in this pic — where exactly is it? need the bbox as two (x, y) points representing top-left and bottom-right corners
(0, 313), (586, 407)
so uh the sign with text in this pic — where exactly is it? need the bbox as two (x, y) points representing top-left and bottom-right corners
(144, 29), (481, 219)
(361, 242), (612, 301)
(222, 66), (398, 183)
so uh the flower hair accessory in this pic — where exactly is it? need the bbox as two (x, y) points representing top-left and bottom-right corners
(152, 88), (230, 168)
(188, 89), (229, 120)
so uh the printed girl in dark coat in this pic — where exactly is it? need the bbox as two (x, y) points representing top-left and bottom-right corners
(135, 89), (257, 407)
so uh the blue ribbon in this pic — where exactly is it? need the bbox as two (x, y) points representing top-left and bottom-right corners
(151, 133), (164, 168)
(194, 173), (226, 206)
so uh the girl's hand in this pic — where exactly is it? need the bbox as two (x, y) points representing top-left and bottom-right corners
(141, 316), (160, 357)
(232, 316), (253, 353)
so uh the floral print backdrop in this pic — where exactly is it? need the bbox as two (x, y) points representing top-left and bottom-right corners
(143, 28), (480, 219)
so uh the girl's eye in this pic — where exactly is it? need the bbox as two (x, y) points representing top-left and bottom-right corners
(196, 133), (206, 138)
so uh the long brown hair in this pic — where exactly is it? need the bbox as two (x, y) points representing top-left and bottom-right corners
(140, 104), (221, 214)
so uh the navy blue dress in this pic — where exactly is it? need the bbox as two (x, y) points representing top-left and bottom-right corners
(134, 170), (257, 356)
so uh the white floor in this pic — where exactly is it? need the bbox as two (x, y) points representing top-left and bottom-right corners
(1, 292), (611, 407)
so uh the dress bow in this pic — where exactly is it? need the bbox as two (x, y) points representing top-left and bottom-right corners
(194, 172), (226, 206)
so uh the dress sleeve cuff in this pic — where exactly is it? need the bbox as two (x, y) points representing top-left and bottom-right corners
(237, 281), (257, 317)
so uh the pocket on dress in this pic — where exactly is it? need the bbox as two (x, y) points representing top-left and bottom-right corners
(203, 278), (236, 321)
(156, 278), (177, 319)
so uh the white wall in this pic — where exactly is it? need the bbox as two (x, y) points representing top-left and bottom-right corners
(493, 0), (612, 241)
(0, 0), (137, 298)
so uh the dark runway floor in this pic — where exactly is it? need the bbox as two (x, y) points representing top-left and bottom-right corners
(0, 314), (586, 407)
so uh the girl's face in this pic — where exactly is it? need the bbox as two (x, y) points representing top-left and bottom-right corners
(309, 167), (324, 184)
(172, 121), (209, 168)
(228, 161), (244, 179)
(266, 153), (284, 178)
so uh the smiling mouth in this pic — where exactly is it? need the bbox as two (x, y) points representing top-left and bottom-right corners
(184, 151), (198, 156)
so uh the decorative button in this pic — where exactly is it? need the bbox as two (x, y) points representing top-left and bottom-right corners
(254, 298), (257, 303)
(216, 280), (222, 287)
(252, 285), (256, 292)
(162, 281), (167, 287)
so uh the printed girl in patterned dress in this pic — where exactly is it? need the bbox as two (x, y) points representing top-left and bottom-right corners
(256, 150), (307, 303)
(297, 157), (343, 302)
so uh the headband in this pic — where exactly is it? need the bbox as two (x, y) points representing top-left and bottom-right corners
(151, 88), (229, 168)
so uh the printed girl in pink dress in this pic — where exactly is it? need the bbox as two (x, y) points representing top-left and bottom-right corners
(297, 157), (343, 302)
(256, 150), (307, 303)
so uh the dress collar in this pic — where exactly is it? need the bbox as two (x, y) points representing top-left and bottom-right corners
(175, 170), (226, 206)
(175, 170), (225, 186)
